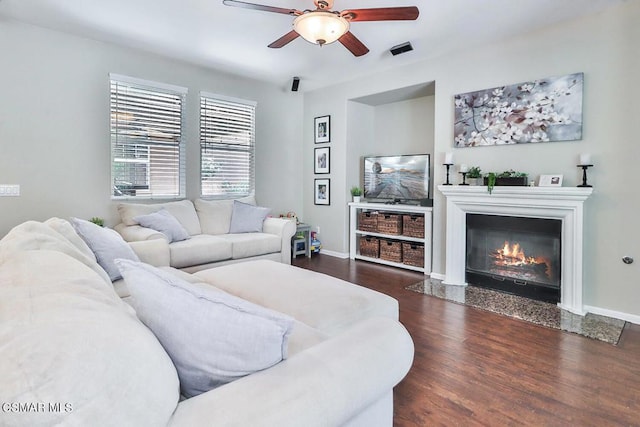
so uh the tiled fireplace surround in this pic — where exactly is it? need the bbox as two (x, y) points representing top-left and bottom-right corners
(438, 185), (593, 315)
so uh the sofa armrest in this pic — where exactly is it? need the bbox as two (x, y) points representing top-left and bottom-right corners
(129, 240), (170, 267)
(262, 218), (296, 264)
(169, 317), (414, 427)
(114, 223), (165, 242)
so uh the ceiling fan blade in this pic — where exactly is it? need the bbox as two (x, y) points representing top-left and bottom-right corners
(223, 0), (298, 15)
(268, 30), (300, 48)
(338, 31), (369, 57)
(341, 6), (419, 22)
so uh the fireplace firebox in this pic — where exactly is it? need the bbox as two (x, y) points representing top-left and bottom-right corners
(466, 214), (562, 303)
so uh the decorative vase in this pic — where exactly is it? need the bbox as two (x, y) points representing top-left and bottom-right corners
(353, 196), (361, 203)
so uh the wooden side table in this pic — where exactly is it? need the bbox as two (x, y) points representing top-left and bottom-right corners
(292, 223), (311, 258)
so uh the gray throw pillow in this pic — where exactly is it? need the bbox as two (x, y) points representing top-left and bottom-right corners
(70, 217), (139, 281)
(133, 209), (190, 243)
(114, 259), (294, 398)
(229, 201), (271, 233)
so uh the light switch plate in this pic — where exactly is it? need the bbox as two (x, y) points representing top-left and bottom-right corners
(0, 185), (20, 196)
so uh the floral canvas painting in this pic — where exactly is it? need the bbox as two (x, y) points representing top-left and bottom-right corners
(454, 73), (583, 147)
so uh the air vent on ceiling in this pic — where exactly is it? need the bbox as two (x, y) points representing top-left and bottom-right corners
(390, 42), (413, 56)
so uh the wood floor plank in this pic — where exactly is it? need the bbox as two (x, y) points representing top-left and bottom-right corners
(292, 255), (640, 426)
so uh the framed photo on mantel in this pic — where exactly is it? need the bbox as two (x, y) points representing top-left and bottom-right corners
(539, 174), (563, 187)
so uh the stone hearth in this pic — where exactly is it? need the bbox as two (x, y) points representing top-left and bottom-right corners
(406, 279), (625, 345)
(438, 185), (593, 315)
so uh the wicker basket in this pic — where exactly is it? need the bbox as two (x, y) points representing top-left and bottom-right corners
(358, 211), (378, 232)
(377, 213), (402, 235)
(379, 239), (402, 263)
(402, 214), (425, 238)
(359, 236), (380, 258)
(402, 243), (424, 267)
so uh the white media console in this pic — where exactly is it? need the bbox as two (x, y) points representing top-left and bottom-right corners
(348, 202), (433, 274)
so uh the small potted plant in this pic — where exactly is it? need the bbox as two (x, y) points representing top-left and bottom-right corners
(350, 186), (363, 203)
(467, 166), (482, 185)
(89, 217), (105, 227)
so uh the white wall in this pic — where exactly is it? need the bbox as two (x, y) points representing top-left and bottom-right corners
(371, 96), (435, 198)
(372, 97), (434, 157)
(0, 20), (303, 235)
(303, 1), (640, 319)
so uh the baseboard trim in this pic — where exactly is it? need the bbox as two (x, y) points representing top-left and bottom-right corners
(319, 249), (349, 259)
(429, 272), (446, 281)
(585, 305), (640, 325)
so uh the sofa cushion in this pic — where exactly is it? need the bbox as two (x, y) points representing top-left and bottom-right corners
(168, 234), (232, 268)
(133, 209), (190, 243)
(71, 217), (140, 281)
(0, 220), (112, 287)
(219, 233), (281, 259)
(118, 200), (202, 236)
(115, 259), (294, 398)
(194, 260), (399, 336)
(287, 320), (329, 357)
(0, 251), (180, 426)
(229, 201), (271, 233)
(194, 196), (256, 235)
(45, 217), (97, 262)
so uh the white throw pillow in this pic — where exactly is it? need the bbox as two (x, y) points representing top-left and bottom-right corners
(133, 209), (190, 243)
(0, 220), (113, 287)
(45, 217), (98, 262)
(194, 196), (256, 235)
(229, 200), (271, 233)
(115, 259), (294, 398)
(71, 218), (139, 281)
(117, 200), (202, 235)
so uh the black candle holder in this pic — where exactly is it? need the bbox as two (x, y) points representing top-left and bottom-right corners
(577, 164), (593, 187)
(443, 163), (453, 185)
(459, 172), (469, 185)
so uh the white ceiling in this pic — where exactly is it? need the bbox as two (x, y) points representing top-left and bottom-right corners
(0, 0), (625, 92)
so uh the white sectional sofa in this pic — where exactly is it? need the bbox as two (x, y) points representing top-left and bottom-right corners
(0, 218), (415, 426)
(114, 197), (297, 273)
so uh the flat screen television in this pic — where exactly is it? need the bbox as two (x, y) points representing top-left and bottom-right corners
(363, 154), (430, 203)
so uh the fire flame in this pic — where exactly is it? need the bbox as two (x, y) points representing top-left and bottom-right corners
(493, 241), (550, 276)
(498, 241), (527, 263)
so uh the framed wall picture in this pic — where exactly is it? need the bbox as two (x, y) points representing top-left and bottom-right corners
(314, 115), (331, 143)
(314, 147), (330, 174)
(454, 72), (583, 147)
(314, 178), (330, 205)
(539, 174), (563, 187)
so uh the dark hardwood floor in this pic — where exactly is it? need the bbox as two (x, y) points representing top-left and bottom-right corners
(292, 254), (640, 426)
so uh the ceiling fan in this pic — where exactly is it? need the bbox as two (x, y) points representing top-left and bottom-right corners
(222, 0), (419, 57)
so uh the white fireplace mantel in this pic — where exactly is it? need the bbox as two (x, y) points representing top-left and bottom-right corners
(438, 185), (593, 315)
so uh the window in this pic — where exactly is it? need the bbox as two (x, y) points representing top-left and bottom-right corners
(110, 74), (186, 199)
(200, 93), (256, 198)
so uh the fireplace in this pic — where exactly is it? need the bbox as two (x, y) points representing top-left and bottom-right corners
(466, 214), (561, 303)
(438, 185), (593, 314)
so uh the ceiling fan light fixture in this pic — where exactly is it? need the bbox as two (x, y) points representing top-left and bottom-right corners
(293, 12), (349, 46)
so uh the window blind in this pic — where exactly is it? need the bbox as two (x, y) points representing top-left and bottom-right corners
(200, 93), (256, 198)
(110, 74), (186, 199)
